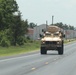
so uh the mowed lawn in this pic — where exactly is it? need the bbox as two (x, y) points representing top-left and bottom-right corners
(0, 41), (40, 56)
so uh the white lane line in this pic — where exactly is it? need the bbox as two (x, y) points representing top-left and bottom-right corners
(54, 59), (57, 61)
(0, 53), (39, 62)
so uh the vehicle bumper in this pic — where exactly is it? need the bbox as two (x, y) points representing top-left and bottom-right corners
(41, 44), (62, 50)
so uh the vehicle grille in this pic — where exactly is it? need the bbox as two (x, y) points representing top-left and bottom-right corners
(45, 41), (57, 44)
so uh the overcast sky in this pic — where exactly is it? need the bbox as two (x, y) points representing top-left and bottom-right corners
(16, 0), (76, 26)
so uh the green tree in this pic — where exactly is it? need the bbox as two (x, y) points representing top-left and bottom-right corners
(64, 24), (68, 30)
(0, 0), (29, 46)
(21, 19), (28, 34)
(54, 22), (75, 30)
(54, 22), (63, 28)
(69, 25), (74, 30)
(0, 0), (19, 46)
(29, 22), (37, 28)
(0, 0), (18, 30)
(9, 12), (28, 46)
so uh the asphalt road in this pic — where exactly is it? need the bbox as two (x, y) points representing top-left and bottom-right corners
(0, 42), (76, 75)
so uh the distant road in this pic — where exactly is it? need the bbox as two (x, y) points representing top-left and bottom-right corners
(0, 42), (76, 75)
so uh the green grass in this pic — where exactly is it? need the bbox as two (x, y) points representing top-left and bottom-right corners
(64, 39), (76, 43)
(0, 39), (75, 57)
(0, 41), (40, 56)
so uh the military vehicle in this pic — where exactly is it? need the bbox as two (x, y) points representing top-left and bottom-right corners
(40, 26), (65, 55)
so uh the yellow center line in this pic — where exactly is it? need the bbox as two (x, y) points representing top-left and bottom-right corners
(31, 67), (36, 70)
(45, 62), (49, 65)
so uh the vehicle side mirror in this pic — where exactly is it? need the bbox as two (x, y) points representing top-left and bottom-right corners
(63, 34), (65, 38)
(39, 34), (45, 38)
(42, 29), (46, 33)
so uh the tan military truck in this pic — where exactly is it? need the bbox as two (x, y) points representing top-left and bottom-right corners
(40, 26), (65, 55)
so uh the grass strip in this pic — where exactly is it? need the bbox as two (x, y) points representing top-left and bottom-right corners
(0, 41), (40, 56)
(0, 39), (75, 57)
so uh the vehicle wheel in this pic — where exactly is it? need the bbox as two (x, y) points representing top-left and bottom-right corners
(58, 47), (63, 55)
(40, 47), (47, 54)
(58, 41), (64, 55)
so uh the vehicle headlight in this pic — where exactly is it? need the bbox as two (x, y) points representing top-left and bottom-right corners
(57, 41), (61, 44)
(41, 41), (45, 44)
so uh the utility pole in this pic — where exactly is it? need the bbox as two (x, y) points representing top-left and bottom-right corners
(35, 23), (37, 40)
(52, 15), (54, 25)
(46, 20), (48, 31)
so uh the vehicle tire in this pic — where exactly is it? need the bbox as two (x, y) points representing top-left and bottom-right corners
(58, 42), (64, 55)
(40, 47), (47, 54)
(58, 47), (63, 55)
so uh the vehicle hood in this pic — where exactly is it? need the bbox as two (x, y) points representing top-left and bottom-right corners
(41, 37), (61, 41)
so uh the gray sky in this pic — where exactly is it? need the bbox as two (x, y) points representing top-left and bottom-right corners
(16, 0), (76, 26)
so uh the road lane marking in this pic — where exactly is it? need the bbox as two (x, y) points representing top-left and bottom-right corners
(0, 54), (39, 62)
(54, 59), (57, 61)
(31, 67), (36, 70)
(45, 62), (49, 65)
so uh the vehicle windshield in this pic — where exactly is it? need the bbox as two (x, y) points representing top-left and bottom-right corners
(53, 32), (59, 37)
(45, 32), (59, 37)
(45, 32), (51, 36)
(54, 33), (59, 36)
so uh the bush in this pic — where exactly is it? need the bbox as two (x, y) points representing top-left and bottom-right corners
(26, 36), (30, 40)
(17, 36), (24, 46)
(0, 30), (10, 47)
(0, 39), (10, 47)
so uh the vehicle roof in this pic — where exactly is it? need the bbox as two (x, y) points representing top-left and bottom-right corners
(47, 26), (63, 33)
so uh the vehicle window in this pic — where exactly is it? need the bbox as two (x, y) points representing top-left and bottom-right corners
(54, 33), (59, 36)
(45, 33), (51, 36)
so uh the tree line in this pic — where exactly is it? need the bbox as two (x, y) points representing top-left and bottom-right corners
(52, 22), (75, 30)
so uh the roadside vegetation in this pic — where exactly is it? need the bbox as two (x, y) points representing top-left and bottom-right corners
(0, 40), (40, 56)
(64, 39), (76, 43)
(0, 39), (76, 57)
